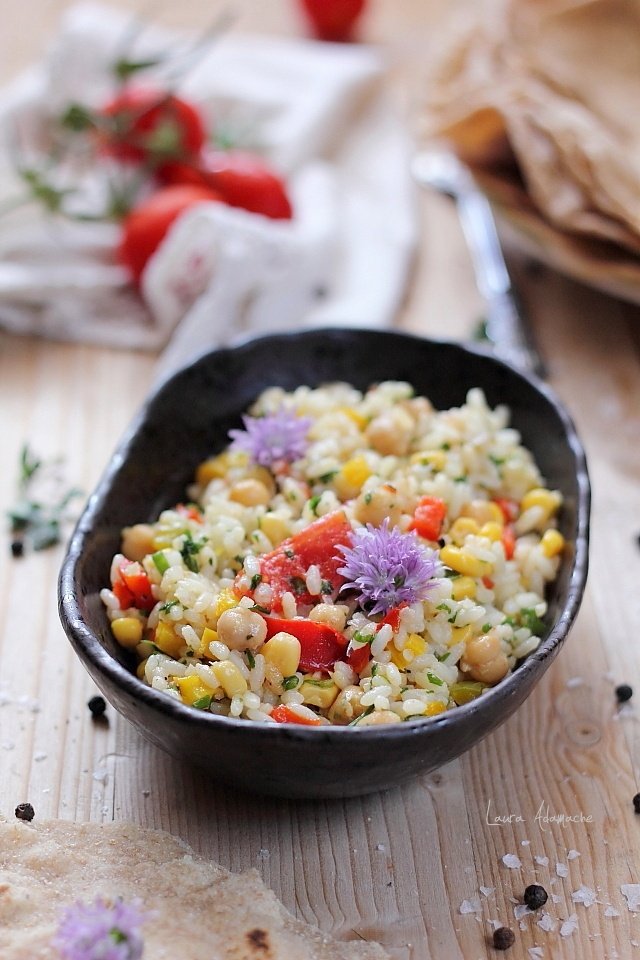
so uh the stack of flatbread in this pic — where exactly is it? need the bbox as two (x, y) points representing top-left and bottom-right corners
(422, 0), (640, 296)
(0, 819), (388, 959)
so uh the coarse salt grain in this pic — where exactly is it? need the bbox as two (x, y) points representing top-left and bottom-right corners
(514, 904), (532, 921)
(567, 849), (581, 860)
(537, 912), (555, 932)
(572, 885), (597, 908)
(621, 885), (640, 913)
(521, 839), (531, 846)
(566, 676), (584, 688)
(528, 949), (544, 959)
(502, 854), (522, 869)
(480, 886), (495, 898)
(556, 863), (569, 878)
(604, 906), (620, 918)
(535, 856), (549, 867)
(459, 898), (481, 915)
(559, 914), (578, 937)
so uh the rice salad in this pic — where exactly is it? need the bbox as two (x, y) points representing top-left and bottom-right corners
(101, 381), (565, 727)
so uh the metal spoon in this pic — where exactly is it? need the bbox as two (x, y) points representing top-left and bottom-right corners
(412, 150), (546, 378)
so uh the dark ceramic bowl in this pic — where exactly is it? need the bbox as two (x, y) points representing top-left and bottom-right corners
(59, 328), (589, 799)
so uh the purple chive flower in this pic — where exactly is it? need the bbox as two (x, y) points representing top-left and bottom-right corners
(228, 409), (312, 468)
(53, 897), (145, 960)
(336, 520), (442, 616)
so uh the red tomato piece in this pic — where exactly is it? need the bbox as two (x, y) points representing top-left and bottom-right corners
(494, 497), (519, 523)
(101, 87), (206, 164)
(262, 615), (348, 673)
(118, 560), (154, 609)
(250, 510), (353, 610)
(408, 496), (447, 541)
(502, 524), (516, 560)
(270, 704), (322, 726)
(118, 185), (221, 283)
(159, 149), (293, 220)
(299, 0), (366, 41)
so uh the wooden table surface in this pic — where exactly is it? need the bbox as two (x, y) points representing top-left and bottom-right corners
(2, 2), (640, 958)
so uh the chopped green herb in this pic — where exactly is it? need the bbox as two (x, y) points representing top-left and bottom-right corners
(442, 567), (460, 579)
(482, 622), (492, 633)
(489, 454), (506, 467)
(371, 663), (379, 677)
(283, 675), (299, 691)
(349, 704), (375, 726)
(160, 599), (180, 613)
(472, 316), (489, 342)
(308, 495), (322, 516)
(192, 695), (212, 710)
(364, 492), (373, 505)
(250, 603), (271, 614)
(284, 548), (295, 559)
(521, 608), (546, 636)
(303, 678), (335, 688)
(435, 651), (451, 662)
(436, 602), (451, 613)
(352, 630), (375, 646)
(427, 672), (444, 687)
(289, 576), (307, 596)
(30, 519), (61, 551)
(454, 475), (468, 483)
(246, 650), (256, 669)
(502, 615), (517, 628)
(441, 442), (451, 451)
(319, 470), (338, 484)
(320, 580), (333, 595)
(250, 573), (263, 591)
(7, 446), (81, 554)
(152, 551), (170, 574)
(180, 531), (205, 573)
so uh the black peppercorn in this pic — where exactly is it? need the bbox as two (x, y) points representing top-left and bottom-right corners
(88, 695), (107, 718)
(633, 793), (640, 814)
(616, 684), (633, 704)
(15, 802), (35, 822)
(492, 927), (515, 951)
(10, 539), (24, 558)
(523, 884), (548, 911)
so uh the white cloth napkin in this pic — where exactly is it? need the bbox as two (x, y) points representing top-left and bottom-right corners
(0, 3), (417, 360)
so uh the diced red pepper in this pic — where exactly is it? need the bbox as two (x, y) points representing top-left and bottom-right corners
(262, 614), (348, 673)
(112, 578), (135, 609)
(118, 560), (154, 610)
(494, 497), (519, 523)
(270, 704), (322, 726)
(241, 510), (353, 610)
(176, 503), (203, 522)
(346, 642), (371, 675)
(502, 524), (516, 560)
(482, 576), (495, 590)
(408, 496), (447, 541)
(378, 604), (406, 632)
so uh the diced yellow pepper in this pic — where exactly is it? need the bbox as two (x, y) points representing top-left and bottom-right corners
(389, 645), (409, 669)
(111, 617), (143, 648)
(300, 679), (339, 709)
(339, 407), (368, 430)
(175, 674), (211, 706)
(540, 529), (565, 557)
(449, 624), (474, 648)
(521, 488), (562, 518)
(410, 450), (447, 471)
(451, 576), (477, 601)
(449, 517), (481, 544)
(260, 514), (290, 546)
(460, 500), (504, 525)
(480, 521), (503, 542)
(405, 633), (427, 657)
(154, 621), (184, 658)
(214, 589), (239, 619)
(136, 658), (148, 679)
(210, 661), (247, 698)
(334, 456), (372, 499)
(440, 545), (494, 578)
(263, 632), (301, 677)
(424, 701), (447, 717)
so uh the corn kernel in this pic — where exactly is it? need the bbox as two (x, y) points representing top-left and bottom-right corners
(300, 679), (339, 709)
(175, 674), (211, 706)
(540, 529), (565, 557)
(449, 624), (474, 648)
(460, 500), (504, 525)
(449, 517), (481, 543)
(521, 488), (562, 518)
(260, 514), (290, 546)
(197, 626), (218, 658)
(111, 617), (143, 648)
(210, 661), (248, 698)
(440, 545), (494, 578)
(136, 658), (148, 679)
(424, 701), (447, 717)
(263, 632), (301, 677)
(405, 633), (426, 657)
(154, 621), (184, 658)
(339, 406), (368, 430)
(480, 521), (503, 542)
(410, 450), (447, 471)
(214, 589), (239, 619)
(334, 456), (372, 499)
(451, 576), (477, 601)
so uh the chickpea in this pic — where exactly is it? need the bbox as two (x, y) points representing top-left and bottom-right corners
(461, 630), (509, 684)
(328, 686), (366, 725)
(121, 524), (156, 562)
(229, 478), (271, 507)
(216, 607), (267, 652)
(354, 483), (404, 527)
(365, 407), (414, 457)
(358, 709), (402, 726)
(308, 603), (349, 632)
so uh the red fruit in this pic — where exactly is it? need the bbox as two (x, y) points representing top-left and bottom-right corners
(118, 185), (221, 283)
(299, 0), (366, 42)
(159, 149), (293, 220)
(101, 86), (206, 164)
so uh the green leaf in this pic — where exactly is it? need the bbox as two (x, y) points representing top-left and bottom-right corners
(113, 56), (164, 81)
(349, 704), (375, 726)
(308, 495), (322, 516)
(246, 650), (256, 670)
(426, 672), (444, 687)
(30, 519), (61, 551)
(282, 675), (299, 691)
(192, 695), (212, 710)
(60, 103), (96, 132)
(250, 573), (262, 590)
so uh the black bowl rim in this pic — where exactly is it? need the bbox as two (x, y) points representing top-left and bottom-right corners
(59, 327), (590, 744)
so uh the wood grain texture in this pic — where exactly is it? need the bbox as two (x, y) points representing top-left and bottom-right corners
(1, 1), (640, 958)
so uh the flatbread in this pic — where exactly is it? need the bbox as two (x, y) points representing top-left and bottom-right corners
(0, 818), (388, 960)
